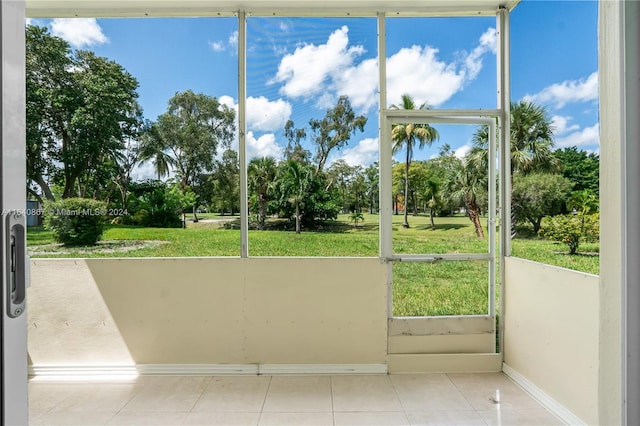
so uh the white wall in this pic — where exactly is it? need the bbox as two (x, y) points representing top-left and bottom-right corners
(503, 257), (599, 424)
(28, 258), (388, 367)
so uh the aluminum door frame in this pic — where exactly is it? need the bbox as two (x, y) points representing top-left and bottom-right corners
(1, 1), (29, 425)
(380, 111), (498, 318)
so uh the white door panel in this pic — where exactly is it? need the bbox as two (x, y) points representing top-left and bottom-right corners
(1, 1), (29, 425)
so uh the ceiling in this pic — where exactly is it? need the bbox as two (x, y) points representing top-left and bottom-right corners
(26, 0), (520, 18)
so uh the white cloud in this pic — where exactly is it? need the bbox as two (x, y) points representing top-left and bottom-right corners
(270, 26), (365, 100)
(454, 143), (472, 159)
(219, 95), (236, 110)
(219, 95), (292, 133)
(336, 137), (379, 167)
(555, 123), (600, 149)
(479, 27), (498, 54)
(247, 96), (292, 132)
(387, 45), (465, 108)
(386, 27), (496, 108)
(279, 21), (292, 32)
(209, 41), (225, 52)
(131, 159), (173, 182)
(463, 27), (496, 81)
(270, 25), (495, 113)
(217, 95), (286, 160)
(210, 30), (238, 53)
(551, 115), (580, 136)
(229, 30), (238, 49)
(524, 72), (598, 109)
(50, 18), (108, 48)
(332, 57), (379, 112)
(246, 131), (284, 160)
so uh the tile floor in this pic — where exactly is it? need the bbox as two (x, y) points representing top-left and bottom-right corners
(28, 373), (564, 426)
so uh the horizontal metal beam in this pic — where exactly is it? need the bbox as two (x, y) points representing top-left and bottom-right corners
(383, 109), (500, 118)
(384, 111), (497, 125)
(26, 0), (520, 18)
(386, 254), (492, 262)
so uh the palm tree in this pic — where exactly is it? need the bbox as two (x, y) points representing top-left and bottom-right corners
(138, 122), (176, 181)
(469, 100), (557, 236)
(470, 100), (557, 175)
(390, 94), (440, 228)
(279, 160), (311, 234)
(422, 179), (440, 230)
(445, 160), (487, 238)
(248, 156), (277, 230)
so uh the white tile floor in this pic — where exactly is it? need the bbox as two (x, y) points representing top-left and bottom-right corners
(28, 373), (564, 426)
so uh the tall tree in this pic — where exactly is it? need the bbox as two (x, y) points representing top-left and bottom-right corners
(211, 149), (240, 217)
(26, 25), (143, 201)
(472, 100), (557, 174)
(390, 94), (440, 228)
(444, 160), (487, 238)
(278, 160), (312, 234)
(327, 160), (358, 213)
(471, 100), (558, 235)
(310, 96), (367, 173)
(364, 162), (379, 214)
(422, 178), (440, 230)
(138, 120), (176, 180)
(154, 90), (236, 220)
(512, 173), (573, 232)
(26, 25), (72, 202)
(248, 156), (278, 229)
(109, 135), (141, 209)
(283, 120), (310, 164)
(553, 146), (599, 195)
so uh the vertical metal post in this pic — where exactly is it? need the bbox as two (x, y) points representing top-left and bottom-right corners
(488, 120), (497, 317)
(378, 12), (390, 260)
(377, 13), (393, 318)
(623, 1), (640, 424)
(1, 1), (29, 424)
(496, 6), (511, 356)
(238, 11), (249, 258)
(497, 6), (511, 257)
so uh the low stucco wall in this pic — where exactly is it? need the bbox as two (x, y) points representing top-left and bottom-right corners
(28, 257), (388, 366)
(504, 257), (599, 424)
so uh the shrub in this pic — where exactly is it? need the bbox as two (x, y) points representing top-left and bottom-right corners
(43, 198), (107, 246)
(541, 213), (599, 254)
(349, 211), (364, 227)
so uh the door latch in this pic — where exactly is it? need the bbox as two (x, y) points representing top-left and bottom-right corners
(5, 211), (26, 318)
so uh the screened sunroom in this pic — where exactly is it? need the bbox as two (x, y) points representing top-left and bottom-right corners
(1, 0), (637, 424)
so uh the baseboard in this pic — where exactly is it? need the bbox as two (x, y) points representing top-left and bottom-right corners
(258, 364), (387, 375)
(28, 365), (142, 381)
(137, 364), (258, 375)
(502, 363), (586, 426)
(388, 353), (502, 373)
(29, 363), (387, 379)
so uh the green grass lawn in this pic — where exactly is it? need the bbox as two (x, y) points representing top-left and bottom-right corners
(27, 212), (599, 316)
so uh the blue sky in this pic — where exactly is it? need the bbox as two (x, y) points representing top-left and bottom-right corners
(28, 0), (599, 180)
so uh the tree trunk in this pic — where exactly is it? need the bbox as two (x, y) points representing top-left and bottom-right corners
(295, 201), (301, 234)
(35, 175), (55, 201)
(120, 186), (127, 211)
(468, 200), (484, 238)
(27, 187), (44, 206)
(258, 195), (266, 230)
(403, 148), (410, 228)
(531, 217), (542, 234)
(430, 208), (435, 230)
